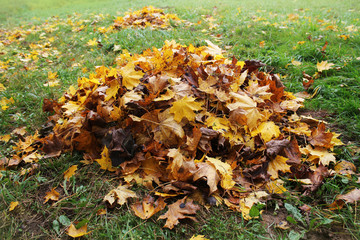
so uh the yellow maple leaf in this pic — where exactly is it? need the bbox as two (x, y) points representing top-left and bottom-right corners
(120, 62), (144, 90)
(267, 155), (291, 180)
(47, 71), (58, 80)
(64, 165), (78, 181)
(105, 80), (120, 101)
(95, 146), (117, 172)
(317, 61), (335, 72)
(87, 38), (97, 46)
(67, 223), (91, 238)
(169, 96), (203, 122)
(9, 201), (19, 211)
(266, 179), (287, 194)
(206, 157), (235, 190)
(239, 191), (268, 220)
(251, 121), (280, 143)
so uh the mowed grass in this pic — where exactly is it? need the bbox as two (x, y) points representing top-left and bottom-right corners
(0, 0), (360, 239)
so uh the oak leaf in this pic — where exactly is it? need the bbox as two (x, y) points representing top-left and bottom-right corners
(158, 198), (200, 229)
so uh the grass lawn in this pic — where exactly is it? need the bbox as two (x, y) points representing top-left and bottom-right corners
(1, 0), (360, 239)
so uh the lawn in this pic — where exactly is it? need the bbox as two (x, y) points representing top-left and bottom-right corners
(1, 0), (360, 239)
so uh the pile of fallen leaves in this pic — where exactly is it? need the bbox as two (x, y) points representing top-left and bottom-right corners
(113, 6), (184, 29)
(4, 40), (345, 229)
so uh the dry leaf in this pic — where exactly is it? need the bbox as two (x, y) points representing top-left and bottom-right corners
(158, 198), (200, 229)
(131, 195), (166, 219)
(9, 201), (19, 211)
(64, 165), (78, 181)
(104, 185), (137, 206)
(44, 187), (60, 203)
(67, 223), (90, 238)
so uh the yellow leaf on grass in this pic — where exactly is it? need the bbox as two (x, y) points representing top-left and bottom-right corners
(43, 80), (60, 87)
(67, 223), (90, 238)
(291, 60), (302, 66)
(120, 62), (144, 90)
(87, 38), (97, 46)
(190, 235), (210, 240)
(239, 191), (268, 220)
(170, 96), (203, 122)
(0, 134), (11, 142)
(64, 165), (78, 181)
(267, 155), (291, 180)
(251, 121), (280, 143)
(48, 71), (58, 80)
(43, 187), (60, 203)
(9, 201), (19, 211)
(317, 61), (335, 72)
(103, 184), (137, 206)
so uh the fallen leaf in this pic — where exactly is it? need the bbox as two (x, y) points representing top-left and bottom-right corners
(189, 235), (210, 240)
(170, 96), (203, 122)
(9, 201), (19, 211)
(267, 155), (291, 180)
(64, 165), (78, 181)
(131, 195), (166, 219)
(44, 187), (60, 203)
(158, 198), (200, 229)
(337, 188), (360, 204)
(317, 61), (334, 72)
(104, 184), (137, 206)
(67, 223), (90, 238)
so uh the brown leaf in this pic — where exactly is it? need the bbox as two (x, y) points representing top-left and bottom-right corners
(158, 198), (200, 229)
(193, 162), (220, 194)
(309, 122), (333, 148)
(337, 188), (360, 204)
(103, 185), (137, 206)
(131, 195), (166, 219)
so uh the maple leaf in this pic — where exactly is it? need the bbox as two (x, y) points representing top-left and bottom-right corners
(267, 155), (292, 180)
(95, 146), (117, 172)
(309, 122), (334, 148)
(167, 148), (196, 181)
(317, 61), (335, 72)
(64, 165), (78, 181)
(251, 121), (281, 143)
(44, 187), (60, 203)
(206, 157), (235, 190)
(301, 145), (336, 166)
(0, 134), (11, 143)
(131, 195), (166, 219)
(104, 184), (137, 206)
(158, 198), (200, 229)
(120, 62), (144, 90)
(169, 96), (203, 122)
(266, 179), (287, 194)
(193, 162), (220, 194)
(67, 223), (91, 238)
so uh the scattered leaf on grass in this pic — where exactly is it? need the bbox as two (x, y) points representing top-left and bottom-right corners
(67, 223), (90, 238)
(43, 187), (60, 203)
(64, 165), (78, 181)
(9, 201), (19, 211)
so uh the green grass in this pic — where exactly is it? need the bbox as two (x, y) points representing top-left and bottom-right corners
(1, 0), (360, 239)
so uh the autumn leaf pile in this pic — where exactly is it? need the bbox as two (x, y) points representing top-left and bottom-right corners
(2, 38), (347, 228)
(113, 6), (184, 29)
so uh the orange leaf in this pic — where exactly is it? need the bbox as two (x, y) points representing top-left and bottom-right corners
(43, 187), (60, 203)
(9, 201), (19, 211)
(131, 195), (166, 219)
(64, 165), (78, 181)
